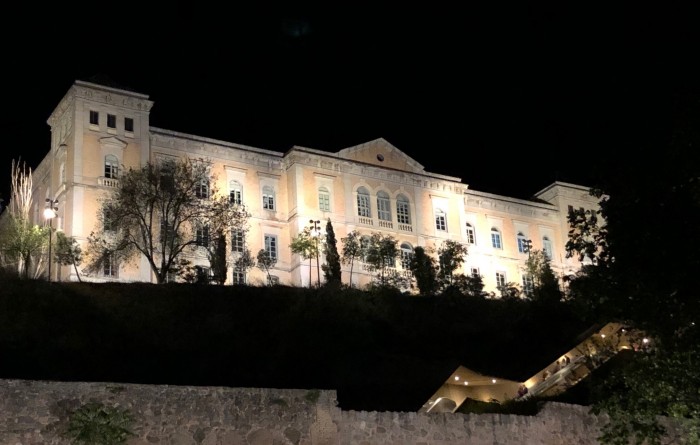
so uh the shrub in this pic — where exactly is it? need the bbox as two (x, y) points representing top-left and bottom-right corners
(66, 402), (135, 445)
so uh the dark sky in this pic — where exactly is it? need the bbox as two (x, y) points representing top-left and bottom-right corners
(2, 3), (698, 204)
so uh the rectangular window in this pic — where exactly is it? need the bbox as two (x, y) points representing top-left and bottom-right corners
(196, 226), (210, 247)
(263, 194), (275, 210)
(377, 196), (391, 221)
(319, 190), (330, 212)
(195, 180), (210, 199)
(103, 209), (117, 232)
(231, 229), (244, 253)
(233, 269), (245, 285)
(496, 271), (506, 288)
(465, 225), (475, 244)
(104, 254), (118, 277)
(357, 194), (371, 217)
(230, 190), (242, 205)
(491, 233), (502, 249)
(435, 214), (447, 231)
(397, 200), (410, 224)
(471, 267), (480, 278)
(124, 117), (134, 132)
(523, 275), (534, 295)
(264, 234), (278, 260)
(89, 110), (99, 125)
(107, 114), (116, 129)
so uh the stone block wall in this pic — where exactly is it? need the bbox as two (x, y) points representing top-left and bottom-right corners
(0, 379), (686, 444)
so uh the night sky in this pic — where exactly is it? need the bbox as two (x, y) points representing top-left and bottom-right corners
(2, 3), (698, 204)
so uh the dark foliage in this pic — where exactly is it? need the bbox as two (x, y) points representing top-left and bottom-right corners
(0, 277), (590, 412)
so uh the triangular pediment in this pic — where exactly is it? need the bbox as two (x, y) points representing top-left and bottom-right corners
(99, 136), (128, 151)
(336, 138), (425, 174)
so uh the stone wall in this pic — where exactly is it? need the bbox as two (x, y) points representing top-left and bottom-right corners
(0, 379), (685, 444)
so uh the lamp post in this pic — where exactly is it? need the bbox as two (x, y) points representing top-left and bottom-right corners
(523, 239), (533, 258)
(44, 198), (59, 282)
(309, 219), (321, 287)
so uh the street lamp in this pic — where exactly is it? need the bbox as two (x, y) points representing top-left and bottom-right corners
(44, 198), (59, 282)
(309, 219), (321, 286)
(523, 239), (533, 258)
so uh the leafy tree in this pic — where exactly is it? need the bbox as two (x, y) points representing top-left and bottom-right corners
(0, 159), (48, 279)
(341, 230), (362, 287)
(409, 246), (437, 295)
(233, 248), (256, 284)
(523, 249), (562, 303)
(209, 233), (227, 284)
(256, 248), (277, 286)
(436, 239), (468, 290)
(452, 273), (487, 298)
(290, 227), (317, 287)
(362, 232), (404, 288)
(566, 93), (700, 444)
(85, 158), (229, 283)
(321, 219), (342, 287)
(54, 232), (83, 282)
(199, 197), (250, 285)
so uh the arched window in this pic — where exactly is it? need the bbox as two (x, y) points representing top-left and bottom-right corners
(543, 236), (553, 260)
(360, 235), (371, 262)
(229, 180), (243, 205)
(396, 195), (411, 225)
(104, 155), (119, 179)
(491, 227), (502, 249)
(377, 191), (391, 221)
(465, 223), (475, 244)
(357, 187), (371, 217)
(318, 186), (330, 212)
(400, 242), (413, 270)
(435, 209), (447, 231)
(517, 232), (528, 253)
(262, 185), (275, 210)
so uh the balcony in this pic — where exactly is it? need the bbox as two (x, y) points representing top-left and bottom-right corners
(98, 177), (120, 188)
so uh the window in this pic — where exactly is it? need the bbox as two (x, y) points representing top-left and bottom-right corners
(231, 229), (244, 252)
(268, 275), (280, 286)
(471, 267), (480, 278)
(523, 275), (534, 296)
(400, 243), (413, 270)
(233, 268), (245, 285)
(360, 235), (371, 262)
(103, 209), (117, 232)
(195, 179), (210, 199)
(264, 234), (278, 260)
(196, 226), (210, 247)
(262, 186), (275, 210)
(543, 236), (553, 260)
(465, 223), (475, 244)
(160, 218), (174, 242)
(229, 180), (243, 205)
(107, 114), (116, 129)
(104, 254), (118, 277)
(124, 117), (134, 132)
(396, 195), (411, 225)
(357, 187), (371, 217)
(377, 191), (391, 221)
(89, 110), (99, 125)
(104, 155), (119, 179)
(435, 209), (447, 231)
(318, 187), (330, 212)
(517, 232), (528, 253)
(491, 228), (502, 249)
(496, 271), (506, 288)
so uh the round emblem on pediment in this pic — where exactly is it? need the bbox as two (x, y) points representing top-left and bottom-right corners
(377, 154), (385, 162)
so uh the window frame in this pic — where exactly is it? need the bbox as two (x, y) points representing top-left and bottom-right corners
(491, 228), (502, 249)
(231, 229), (245, 253)
(318, 186), (330, 212)
(400, 242), (413, 270)
(435, 209), (447, 231)
(196, 225), (210, 247)
(104, 155), (119, 179)
(357, 187), (371, 218)
(517, 232), (528, 253)
(465, 223), (475, 244)
(377, 191), (391, 221)
(195, 179), (210, 199)
(107, 113), (117, 129)
(89, 110), (99, 125)
(543, 236), (553, 260)
(396, 195), (411, 225)
(124, 117), (134, 132)
(264, 234), (278, 260)
(262, 186), (275, 211)
(496, 271), (506, 288)
(229, 180), (243, 205)
(104, 254), (118, 277)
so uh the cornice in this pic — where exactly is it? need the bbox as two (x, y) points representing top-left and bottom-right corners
(465, 192), (559, 221)
(73, 82), (154, 113)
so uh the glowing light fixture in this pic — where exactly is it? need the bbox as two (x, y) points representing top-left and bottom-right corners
(454, 376), (459, 381)
(491, 379), (497, 384)
(463, 381), (468, 385)
(642, 338), (649, 344)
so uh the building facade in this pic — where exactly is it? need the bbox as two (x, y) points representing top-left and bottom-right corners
(30, 80), (600, 292)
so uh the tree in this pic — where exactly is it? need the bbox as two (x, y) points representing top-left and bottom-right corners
(321, 219), (342, 287)
(289, 227), (317, 287)
(341, 230), (362, 287)
(256, 249), (277, 286)
(233, 248), (256, 284)
(0, 159), (48, 279)
(410, 246), (437, 295)
(199, 197), (250, 285)
(566, 93), (700, 444)
(85, 158), (228, 284)
(54, 232), (83, 282)
(522, 249), (562, 303)
(362, 232), (407, 289)
(436, 240), (469, 290)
